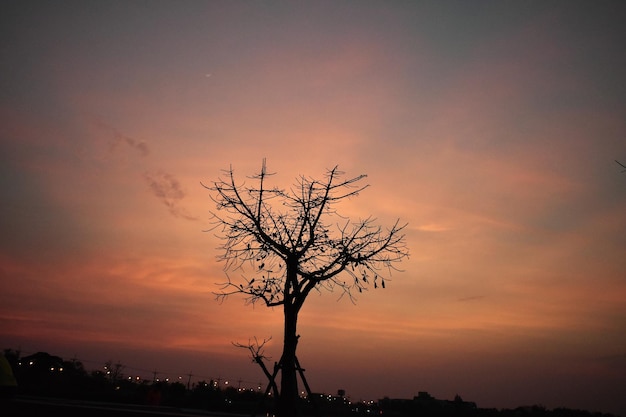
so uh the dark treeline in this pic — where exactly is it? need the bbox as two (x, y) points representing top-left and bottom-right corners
(1, 349), (620, 417)
(2, 349), (275, 415)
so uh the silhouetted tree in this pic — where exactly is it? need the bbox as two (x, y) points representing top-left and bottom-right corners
(233, 336), (278, 399)
(103, 360), (125, 382)
(204, 160), (409, 417)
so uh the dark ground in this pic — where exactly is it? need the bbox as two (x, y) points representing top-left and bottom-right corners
(1, 396), (250, 417)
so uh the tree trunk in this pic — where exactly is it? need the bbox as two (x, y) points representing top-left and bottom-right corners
(277, 301), (299, 417)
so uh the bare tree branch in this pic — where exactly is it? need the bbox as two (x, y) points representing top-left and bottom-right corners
(233, 337), (278, 398)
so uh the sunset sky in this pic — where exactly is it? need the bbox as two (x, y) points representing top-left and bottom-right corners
(1, 1), (625, 415)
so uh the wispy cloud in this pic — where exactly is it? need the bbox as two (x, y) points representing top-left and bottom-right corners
(144, 171), (198, 221)
(416, 223), (451, 232)
(92, 118), (149, 157)
(457, 295), (485, 302)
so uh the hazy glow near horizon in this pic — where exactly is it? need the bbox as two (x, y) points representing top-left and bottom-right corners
(1, 2), (625, 416)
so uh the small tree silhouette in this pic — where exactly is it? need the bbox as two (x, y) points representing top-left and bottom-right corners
(204, 160), (409, 417)
(233, 337), (278, 399)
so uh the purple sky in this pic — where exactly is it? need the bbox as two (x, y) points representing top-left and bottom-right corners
(1, 1), (625, 415)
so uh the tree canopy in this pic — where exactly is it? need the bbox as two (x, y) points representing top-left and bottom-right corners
(205, 160), (409, 308)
